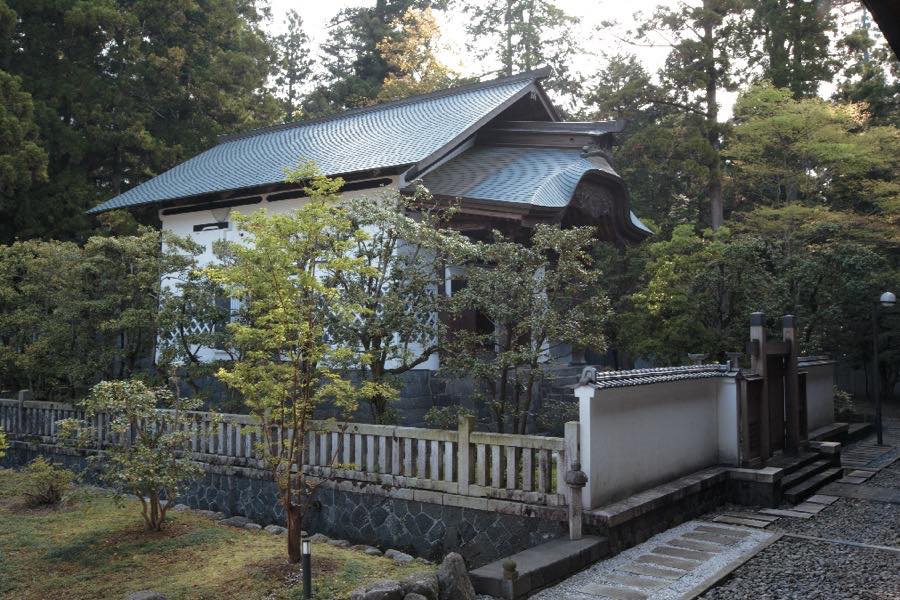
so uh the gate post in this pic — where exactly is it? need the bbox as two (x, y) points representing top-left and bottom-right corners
(750, 313), (771, 462)
(457, 415), (474, 496)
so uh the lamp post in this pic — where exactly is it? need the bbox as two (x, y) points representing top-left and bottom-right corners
(873, 291), (896, 446)
(302, 536), (312, 599)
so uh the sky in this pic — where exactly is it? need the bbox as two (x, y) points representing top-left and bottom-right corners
(263, 1), (869, 120)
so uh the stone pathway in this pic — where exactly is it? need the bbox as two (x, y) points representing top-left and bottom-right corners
(529, 521), (777, 600)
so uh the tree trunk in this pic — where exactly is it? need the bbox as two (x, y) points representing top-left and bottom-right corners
(704, 0), (723, 230)
(286, 502), (304, 564)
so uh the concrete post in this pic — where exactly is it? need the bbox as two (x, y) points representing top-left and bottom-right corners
(501, 560), (518, 600)
(457, 415), (474, 496)
(16, 389), (30, 434)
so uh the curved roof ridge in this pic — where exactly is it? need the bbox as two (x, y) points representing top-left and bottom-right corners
(219, 67), (553, 144)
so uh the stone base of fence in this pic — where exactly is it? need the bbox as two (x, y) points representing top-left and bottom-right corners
(1, 438), (567, 567)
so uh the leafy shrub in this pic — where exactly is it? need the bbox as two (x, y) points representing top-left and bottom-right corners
(424, 404), (474, 430)
(834, 387), (856, 421)
(0, 428), (7, 459)
(21, 456), (75, 507)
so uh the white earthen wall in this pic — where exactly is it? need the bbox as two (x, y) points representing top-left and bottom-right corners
(576, 377), (739, 509)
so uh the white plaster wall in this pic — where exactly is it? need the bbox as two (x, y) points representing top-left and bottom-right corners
(805, 363), (835, 432)
(577, 378), (730, 509)
(716, 377), (740, 465)
(158, 179), (440, 371)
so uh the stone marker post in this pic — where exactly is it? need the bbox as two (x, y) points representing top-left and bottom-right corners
(563, 421), (586, 540)
(457, 415), (474, 496)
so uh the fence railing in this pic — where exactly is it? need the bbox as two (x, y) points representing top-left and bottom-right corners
(0, 396), (579, 511)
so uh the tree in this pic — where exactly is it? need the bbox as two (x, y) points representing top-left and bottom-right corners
(726, 83), (900, 218)
(156, 236), (236, 405)
(582, 54), (714, 233)
(444, 225), (610, 434)
(618, 224), (773, 364)
(0, 0), (280, 242)
(274, 10), (313, 122)
(460, 0), (579, 98)
(0, 229), (197, 399)
(303, 1), (441, 117)
(59, 378), (202, 530)
(833, 21), (900, 127)
(0, 70), (47, 205)
(743, 0), (836, 98)
(328, 186), (467, 424)
(376, 7), (460, 102)
(208, 164), (361, 563)
(635, 0), (750, 229)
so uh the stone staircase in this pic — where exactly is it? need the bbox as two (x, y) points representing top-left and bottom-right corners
(768, 451), (843, 504)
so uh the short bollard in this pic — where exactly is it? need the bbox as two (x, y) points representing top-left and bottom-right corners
(302, 536), (312, 599)
(565, 462), (588, 541)
(501, 559), (518, 599)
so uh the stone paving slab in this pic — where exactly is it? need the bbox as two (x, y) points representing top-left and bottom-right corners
(530, 521), (776, 600)
(721, 511), (780, 522)
(791, 502), (826, 514)
(806, 494), (839, 505)
(712, 515), (772, 528)
(758, 508), (814, 519)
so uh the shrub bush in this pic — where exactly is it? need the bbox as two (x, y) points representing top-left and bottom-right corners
(0, 429), (7, 459)
(21, 456), (75, 507)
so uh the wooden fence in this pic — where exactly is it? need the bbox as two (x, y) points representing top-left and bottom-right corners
(0, 396), (580, 512)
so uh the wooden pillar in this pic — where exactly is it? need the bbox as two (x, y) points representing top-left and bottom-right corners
(783, 315), (801, 454)
(750, 312), (770, 461)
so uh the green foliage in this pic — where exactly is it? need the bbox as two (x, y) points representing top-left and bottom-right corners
(58, 378), (202, 530)
(156, 235), (236, 405)
(444, 225), (610, 433)
(302, 1), (441, 117)
(619, 224), (771, 364)
(0, 229), (199, 400)
(0, 427), (7, 459)
(274, 10), (313, 122)
(0, 69), (47, 201)
(209, 162), (362, 562)
(329, 185), (468, 424)
(20, 456), (75, 507)
(460, 0), (578, 99)
(376, 7), (462, 102)
(424, 404), (474, 430)
(0, 0), (280, 242)
(743, 0), (836, 97)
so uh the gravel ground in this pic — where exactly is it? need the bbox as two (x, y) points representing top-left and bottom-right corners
(868, 466), (900, 489)
(770, 497), (900, 547)
(699, 536), (900, 600)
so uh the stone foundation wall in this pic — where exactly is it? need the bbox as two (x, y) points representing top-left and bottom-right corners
(1, 440), (564, 567)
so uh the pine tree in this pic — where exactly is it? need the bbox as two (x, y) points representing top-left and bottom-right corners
(274, 10), (313, 122)
(460, 0), (579, 97)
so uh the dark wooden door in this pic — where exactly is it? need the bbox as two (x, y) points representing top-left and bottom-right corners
(766, 355), (786, 452)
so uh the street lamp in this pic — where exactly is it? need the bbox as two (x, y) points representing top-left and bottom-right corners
(302, 537), (312, 599)
(873, 291), (896, 446)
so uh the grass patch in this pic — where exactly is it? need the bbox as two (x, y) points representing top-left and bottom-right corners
(0, 467), (431, 600)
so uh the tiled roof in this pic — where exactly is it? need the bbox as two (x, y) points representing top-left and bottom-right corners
(423, 146), (616, 208)
(581, 364), (734, 389)
(422, 145), (652, 232)
(89, 71), (546, 214)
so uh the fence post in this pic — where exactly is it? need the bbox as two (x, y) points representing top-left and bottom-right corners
(16, 389), (30, 434)
(564, 421), (585, 540)
(457, 415), (474, 495)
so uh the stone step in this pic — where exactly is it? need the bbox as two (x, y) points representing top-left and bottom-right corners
(469, 535), (608, 599)
(781, 459), (831, 489)
(783, 467), (844, 504)
(809, 422), (849, 442)
(847, 422), (874, 442)
(766, 451), (821, 476)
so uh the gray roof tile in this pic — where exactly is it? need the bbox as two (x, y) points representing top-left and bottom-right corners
(89, 75), (539, 213)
